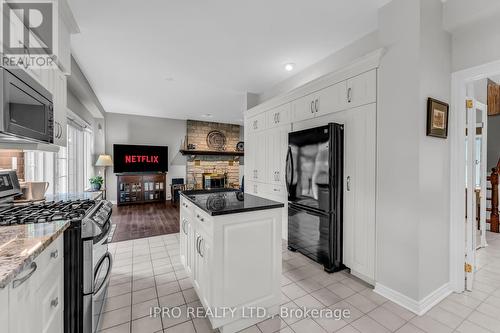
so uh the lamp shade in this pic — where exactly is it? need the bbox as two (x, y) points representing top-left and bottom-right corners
(95, 154), (113, 167)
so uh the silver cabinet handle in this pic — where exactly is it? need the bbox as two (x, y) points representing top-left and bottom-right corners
(198, 238), (204, 258)
(347, 176), (351, 192)
(196, 236), (201, 255)
(277, 112), (280, 123)
(310, 100), (314, 113)
(182, 219), (188, 235)
(315, 99), (319, 112)
(50, 249), (58, 259)
(347, 87), (352, 103)
(13, 262), (37, 288)
(50, 297), (59, 308)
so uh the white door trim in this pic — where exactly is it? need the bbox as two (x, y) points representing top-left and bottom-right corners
(450, 59), (500, 292)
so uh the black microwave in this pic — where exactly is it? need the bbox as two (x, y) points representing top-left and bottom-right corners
(0, 66), (54, 144)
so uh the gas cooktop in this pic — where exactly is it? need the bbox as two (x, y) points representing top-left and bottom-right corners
(0, 199), (96, 226)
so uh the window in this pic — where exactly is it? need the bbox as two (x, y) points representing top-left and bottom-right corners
(25, 112), (94, 194)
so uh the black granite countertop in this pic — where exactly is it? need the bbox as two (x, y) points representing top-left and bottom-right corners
(180, 189), (284, 216)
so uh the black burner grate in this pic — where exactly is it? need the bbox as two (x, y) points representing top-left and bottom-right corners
(0, 199), (96, 226)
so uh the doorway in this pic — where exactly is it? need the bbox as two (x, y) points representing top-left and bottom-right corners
(450, 60), (500, 293)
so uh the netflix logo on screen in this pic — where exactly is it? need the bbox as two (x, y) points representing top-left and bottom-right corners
(125, 155), (159, 164)
(113, 144), (168, 173)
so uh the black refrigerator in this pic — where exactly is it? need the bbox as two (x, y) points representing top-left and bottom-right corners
(286, 123), (344, 272)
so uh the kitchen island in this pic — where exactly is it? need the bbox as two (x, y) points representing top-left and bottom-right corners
(179, 189), (284, 333)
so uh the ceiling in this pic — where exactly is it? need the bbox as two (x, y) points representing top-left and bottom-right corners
(68, 0), (390, 124)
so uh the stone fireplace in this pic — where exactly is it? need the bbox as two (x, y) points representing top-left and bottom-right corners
(183, 120), (242, 189)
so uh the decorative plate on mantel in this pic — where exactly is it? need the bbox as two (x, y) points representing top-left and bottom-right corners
(206, 130), (226, 151)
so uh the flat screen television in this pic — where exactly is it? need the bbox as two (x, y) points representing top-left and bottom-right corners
(113, 144), (168, 173)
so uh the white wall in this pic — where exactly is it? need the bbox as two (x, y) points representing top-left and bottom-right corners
(104, 112), (187, 202)
(257, 31), (380, 103)
(67, 90), (106, 163)
(377, 0), (451, 304)
(451, 13), (500, 72)
(417, 0), (451, 299)
(377, 0), (422, 300)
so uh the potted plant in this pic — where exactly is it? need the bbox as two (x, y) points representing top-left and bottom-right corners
(89, 176), (104, 191)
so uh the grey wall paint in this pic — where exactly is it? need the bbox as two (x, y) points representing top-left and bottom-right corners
(104, 112), (187, 202)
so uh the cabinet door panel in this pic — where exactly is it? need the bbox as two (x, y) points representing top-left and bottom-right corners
(254, 133), (268, 183)
(268, 103), (291, 128)
(9, 262), (40, 333)
(244, 134), (256, 182)
(343, 104), (376, 282)
(317, 81), (348, 116)
(292, 94), (316, 122)
(248, 112), (267, 134)
(346, 70), (376, 108)
(53, 70), (67, 147)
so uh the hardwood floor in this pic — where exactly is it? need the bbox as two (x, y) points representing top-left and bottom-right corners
(110, 202), (180, 242)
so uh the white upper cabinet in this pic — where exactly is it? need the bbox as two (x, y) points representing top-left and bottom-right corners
(52, 69), (67, 147)
(267, 103), (291, 128)
(346, 69), (377, 108)
(316, 81), (348, 117)
(292, 93), (318, 122)
(291, 69), (376, 122)
(247, 112), (267, 134)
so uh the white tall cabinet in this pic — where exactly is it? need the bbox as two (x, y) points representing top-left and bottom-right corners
(244, 52), (381, 283)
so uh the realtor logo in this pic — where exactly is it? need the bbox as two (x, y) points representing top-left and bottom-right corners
(2, 1), (53, 54)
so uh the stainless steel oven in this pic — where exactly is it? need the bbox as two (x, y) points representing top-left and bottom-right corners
(81, 201), (114, 333)
(0, 66), (54, 143)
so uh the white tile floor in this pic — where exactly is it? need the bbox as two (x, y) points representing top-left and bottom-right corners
(99, 232), (500, 333)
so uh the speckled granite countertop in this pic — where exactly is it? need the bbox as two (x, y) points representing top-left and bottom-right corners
(0, 220), (70, 288)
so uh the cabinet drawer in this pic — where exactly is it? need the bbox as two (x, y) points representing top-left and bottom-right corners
(36, 235), (63, 282)
(180, 197), (194, 210)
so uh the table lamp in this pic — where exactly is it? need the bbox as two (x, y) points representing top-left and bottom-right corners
(95, 154), (113, 198)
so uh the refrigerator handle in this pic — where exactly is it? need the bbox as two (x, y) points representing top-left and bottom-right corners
(285, 146), (294, 195)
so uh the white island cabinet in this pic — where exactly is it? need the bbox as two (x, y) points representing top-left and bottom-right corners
(1, 233), (64, 333)
(180, 191), (283, 333)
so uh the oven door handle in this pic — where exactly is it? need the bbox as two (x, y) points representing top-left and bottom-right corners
(93, 252), (113, 298)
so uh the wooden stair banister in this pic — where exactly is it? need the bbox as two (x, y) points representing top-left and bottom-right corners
(486, 158), (500, 233)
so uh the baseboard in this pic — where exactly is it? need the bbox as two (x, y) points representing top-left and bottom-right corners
(374, 282), (451, 315)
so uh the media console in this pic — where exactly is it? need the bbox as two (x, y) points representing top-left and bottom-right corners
(116, 173), (166, 206)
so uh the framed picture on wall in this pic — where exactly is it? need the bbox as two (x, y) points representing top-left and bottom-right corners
(426, 98), (449, 138)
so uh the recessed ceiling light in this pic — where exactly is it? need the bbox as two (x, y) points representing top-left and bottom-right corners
(201, 113), (213, 118)
(284, 63), (295, 72)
